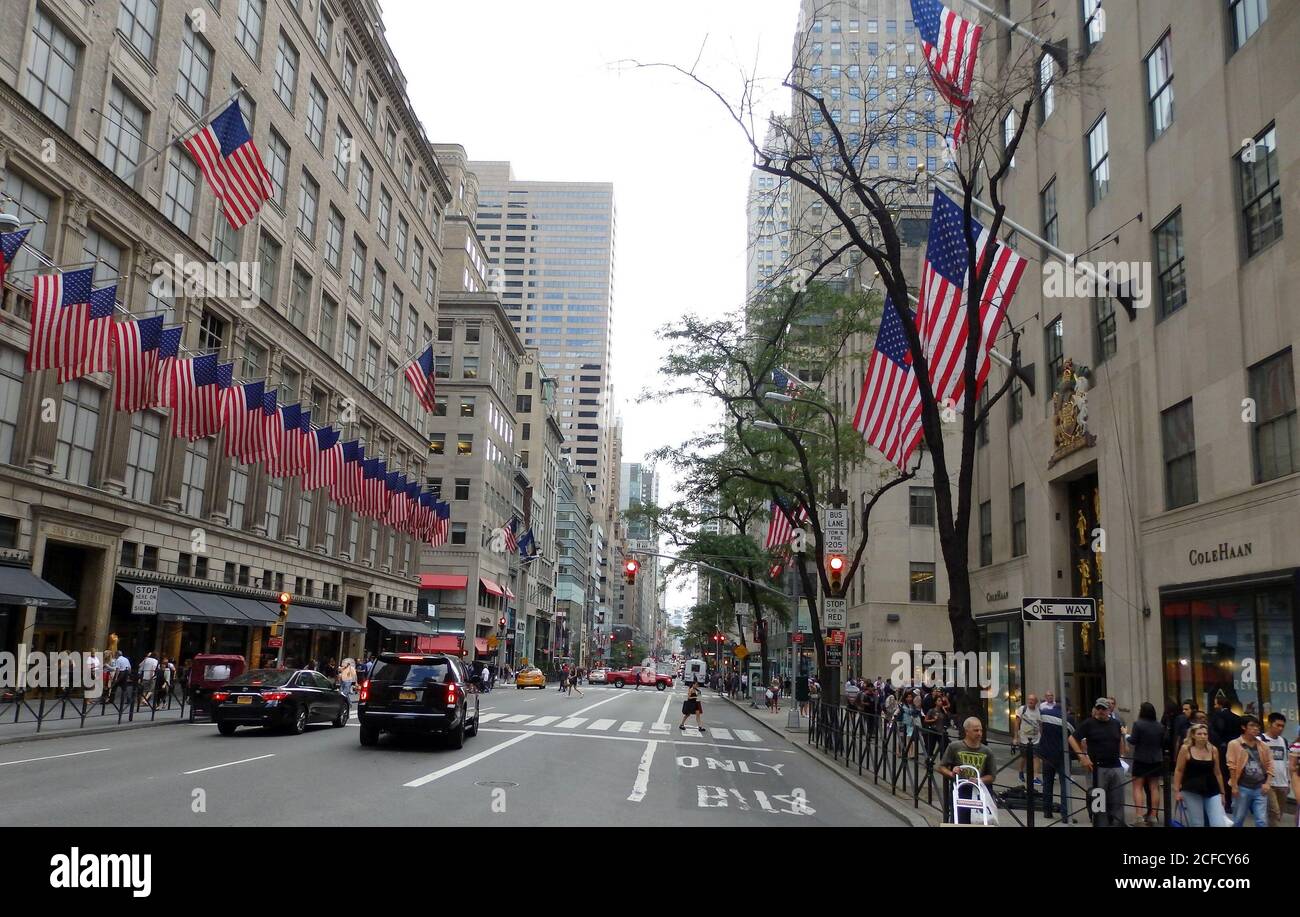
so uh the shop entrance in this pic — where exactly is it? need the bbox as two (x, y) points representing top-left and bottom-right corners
(37, 542), (92, 653)
(1066, 474), (1106, 713)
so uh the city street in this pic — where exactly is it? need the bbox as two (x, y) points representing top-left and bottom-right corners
(0, 684), (900, 827)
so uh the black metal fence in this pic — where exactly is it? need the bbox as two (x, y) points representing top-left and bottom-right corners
(0, 678), (190, 734)
(807, 700), (1182, 827)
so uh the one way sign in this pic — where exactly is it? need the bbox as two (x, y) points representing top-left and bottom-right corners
(1021, 596), (1097, 623)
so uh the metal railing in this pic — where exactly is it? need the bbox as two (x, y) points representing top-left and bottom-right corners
(0, 677), (190, 735)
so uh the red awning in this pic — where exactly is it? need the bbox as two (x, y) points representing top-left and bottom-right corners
(479, 577), (504, 597)
(416, 634), (464, 654)
(421, 573), (468, 590)
(474, 638), (490, 656)
(504, 585), (516, 599)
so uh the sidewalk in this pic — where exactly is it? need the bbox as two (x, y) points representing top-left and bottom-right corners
(0, 696), (189, 746)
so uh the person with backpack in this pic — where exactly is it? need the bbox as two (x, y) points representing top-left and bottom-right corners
(1226, 715), (1272, 827)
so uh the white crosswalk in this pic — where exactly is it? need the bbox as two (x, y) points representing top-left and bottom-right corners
(472, 712), (764, 741)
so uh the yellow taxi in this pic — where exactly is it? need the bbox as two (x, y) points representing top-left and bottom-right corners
(515, 666), (546, 689)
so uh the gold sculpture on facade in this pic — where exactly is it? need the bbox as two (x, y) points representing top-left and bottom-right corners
(1049, 359), (1097, 466)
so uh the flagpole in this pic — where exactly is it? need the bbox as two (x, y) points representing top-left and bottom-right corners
(955, 0), (1069, 71)
(116, 87), (245, 184)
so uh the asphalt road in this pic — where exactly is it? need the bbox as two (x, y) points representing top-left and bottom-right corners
(0, 683), (903, 826)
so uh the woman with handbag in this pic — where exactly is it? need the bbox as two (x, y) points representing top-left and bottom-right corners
(1172, 723), (1230, 827)
(679, 682), (706, 732)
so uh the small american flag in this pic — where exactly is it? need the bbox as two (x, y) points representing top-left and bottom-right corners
(404, 345), (436, 412)
(168, 353), (221, 439)
(918, 189), (1027, 411)
(183, 99), (274, 229)
(111, 315), (165, 412)
(502, 517), (519, 552)
(222, 380), (265, 461)
(852, 298), (924, 469)
(57, 285), (117, 383)
(26, 268), (93, 372)
(432, 500), (451, 547)
(911, 0), (983, 143)
(0, 229), (30, 289)
(304, 426), (342, 491)
(764, 499), (809, 550)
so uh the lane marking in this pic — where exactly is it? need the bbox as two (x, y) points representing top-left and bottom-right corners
(656, 691), (672, 726)
(404, 732), (533, 787)
(712, 727), (734, 740)
(529, 715), (560, 727)
(0, 747), (111, 768)
(569, 693), (630, 717)
(735, 729), (761, 742)
(478, 728), (794, 753)
(618, 721), (643, 733)
(478, 713), (507, 723)
(556, 717), (586, 728)
(182, 753), (275, 775)
(628, 739), (659, 803)
(649, 723), (670, 734)
(500, 714), (532, 723)
(588, 718), (616, 731)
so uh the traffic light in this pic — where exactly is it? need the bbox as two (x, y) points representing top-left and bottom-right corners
(623, 558), (639, 584)
(827, 554), (845, 596)
(498, 616), (507, 631)
(271, 590), (291, 638)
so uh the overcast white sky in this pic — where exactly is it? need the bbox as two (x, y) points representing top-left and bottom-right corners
(386, 0), (798, 612)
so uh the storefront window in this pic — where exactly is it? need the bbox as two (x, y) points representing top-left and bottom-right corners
(978, 616), (1023, 734)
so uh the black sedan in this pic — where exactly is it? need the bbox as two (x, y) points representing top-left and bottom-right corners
(212, 668), (349, 736)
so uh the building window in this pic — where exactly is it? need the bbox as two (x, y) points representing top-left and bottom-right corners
(161, 147), (199, 233)
(1082, 0), (1105, 47)
(365, 341), (380, 388)
(451, 523), (467, 546)
(117, 0), (159, 60)
(274, 32), (298, 109)
(428, 433), (444, 456)
(324, 504), (338, 555)
(460, 397), (476, 418)
(434, 355), (450, 379)
(1146, 32), (1173, 140)
(909, 563), (936, 603)
(349, 238), (366, 296)
(371, 265), (386, 319)
(333, 123), (352, 187)
(211, 211), (240, 262)
(1239, 126), (1282, 257)
(465, 323), (481, 343)
(297, 170), (319, 240)
(176, 17), (212, 114)
(1038, 52), (1056, 122)
(199, 309), (226, 353)
(315, 4), (333, 55)
(227, 465), (248, 530)
(236, 0), (266, 60)
(1094, 298), (1117, 364)
(1010, 484), (1027, 557)
(257, 233), (281, 303)
(389, 288), (402, 339)
(24, 9), (80, 130)
(909, 486), (935, 526)
(297, 489), (312, 547)
(101, 82), (146, 181)
(457, 434), (473, 456)
(142, 546), (158, 572)
(1087, 114), (1110, 205)
(266, 129), (289, 205)
(1250, 349), (1297, 483)
(1008, 375), (1023, 427)
(305, 79), (327, 150)
(124, 412), (161, 502)
(1230, 0), (1269, 50)
(264, 479), (283, 539)
(384, 359), (396, 406)
(318, 293), (338, 354)
(243, 340), (267, 380)
(1154, 209), (1187, 318)
(356, 156), (373, 214)
(289, 264), (311, 327)
(433, 397), (447, 417)
(342, 49), (356, 97)
(455, 478), (471, 501)
(1002, 109), (1016, 166)
(120, 542), (138, 568)
(462, 357), (478, 379)
(1040, 178), (1058, 249)
(324, 207), (344, 269)
(978, 501), (992, 566)
(438, 320), (454, 342)
(1161, 399), (1198, 509)
(180, 439), (209, 517)
(55, 380), (100, 485)
(1044, 317), (1063, 398)
(0, 349), (24, 464)
(342, 318), (359, 373)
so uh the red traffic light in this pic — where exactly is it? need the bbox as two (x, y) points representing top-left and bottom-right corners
(827, 554), (845, 596)
(827, 555), (845, 573)
(498, 616), (507, 630)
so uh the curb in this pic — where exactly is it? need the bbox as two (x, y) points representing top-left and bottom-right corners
(0, 716), (186, 747)
(721, 694), (937, 827)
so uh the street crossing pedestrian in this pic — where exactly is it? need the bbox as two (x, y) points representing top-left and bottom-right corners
(679, 681), (706, 732)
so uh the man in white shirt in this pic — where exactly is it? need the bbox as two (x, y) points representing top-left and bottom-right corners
(111, 652), (132, 705)
(845, 679), (861, 704)
(1262, 712), (1291, 827)
(137, 652), (158, 708)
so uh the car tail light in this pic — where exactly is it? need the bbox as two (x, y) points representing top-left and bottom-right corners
(397, 654), (423, 661)
(261, 691), (290, 701)
(213, 691), (229, 702)
(445, 684), (459, 706)
(359, 680), (369, 702)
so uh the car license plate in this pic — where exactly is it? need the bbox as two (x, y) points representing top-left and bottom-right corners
(237, 696), (253, 705)
(399, 691), (418, 700)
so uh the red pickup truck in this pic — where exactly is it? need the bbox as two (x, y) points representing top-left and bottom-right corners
(607, 666), (673, 690)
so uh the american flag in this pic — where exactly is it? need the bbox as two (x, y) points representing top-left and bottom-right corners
(384, 471), (404, 525)
(57, 285), (117, 383)
(151, 326), (183, 407)
(502, 516), (518, 552)
(772, 368), (801, 393)
(267, 403), (302, 477)
(917, 190), (1027, 411)
(111, 315), (165, 412)
(223, 380), (266, 461)
(0, 229), (30, 289)
(852, 298), (924, 469)
(432, 500), (451, 546)
(912, 0), (983, 142)
(304, 426), (342, 491)
(295, 410), (315, 478)
(362, 459), (385, 517)
(403, 482), (422, 535)
(764, 499), (809, 550)
(183, 99), (274, 230)
(168, 353), (222, 439)
(332, 441), (365, 508)
(404, 345), (436, 412)
(26, 268), (93, 372)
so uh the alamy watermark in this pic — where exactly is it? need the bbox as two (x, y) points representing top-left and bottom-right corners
(151, 255), (260, 310)
(889, 644), (1001, 699)
(0, 645), (104, 697)
(1042, 258), (1151, 310)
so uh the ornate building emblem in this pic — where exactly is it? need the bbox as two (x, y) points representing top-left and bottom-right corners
(1049, 358), (1096, 466)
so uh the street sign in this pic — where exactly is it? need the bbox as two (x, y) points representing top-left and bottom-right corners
(131, 584), (158, 615)
(267, 636), (283, 649)
(823, 598), (847, 629)
(825, 630), (845, 645)
(824, 508), (848, 552)
(792, 633), (804, 645)
(1021, 596), (1097, 623)
(825, 643), (843, 667)
(733, 645), (749, 660)
(734, 603), (749, 623)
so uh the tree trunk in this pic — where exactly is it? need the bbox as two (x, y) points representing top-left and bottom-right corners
(944, 562), (984, 725)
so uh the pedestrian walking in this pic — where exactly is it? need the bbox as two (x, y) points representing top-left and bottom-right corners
(1127, 701), (1167, 825)
(808, 677), (821, 715)
(1227, 715), (1272, 827)
(1172, 723), (1230, 827)
(480, 662), (493, 693)
(156, 657), (173, 709)
(1261, 712), (1291, 827)
(338, 658), (357, 699)
(923, 691), (950, 762)
(1070, 697), (1128, 826)
(1210, 694), (1242, 804)
(679, 681), (706, 732)
(1036, 692), (1073, 818)
(1013, 693), (1042, 784)
(937, 717), (996, 824)
(569, 669), (585, 698)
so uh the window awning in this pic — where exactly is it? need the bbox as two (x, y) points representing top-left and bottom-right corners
(117, 585), (250, 625)
(286, 604), (364, 632)
(0, 566), (75, 608)
(504, 584), (515, 599)
(369, 614), (438, 636)
(420, 573), (469, 590)
(225, 597), (278, 625)
(417, 635), (465, 654)
(474, 638), (490, 656)
(319, 607), (365, 632)
(479, 577), (504, 597)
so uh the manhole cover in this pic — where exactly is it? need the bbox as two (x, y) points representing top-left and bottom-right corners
(474, 781), (519, 788)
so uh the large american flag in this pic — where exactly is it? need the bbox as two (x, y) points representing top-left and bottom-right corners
(502, 516), (518, 552)
(917, 190), (1027, 411)
(431, 500), (451, 547)
(223, 380), (266, 461)
(911, 0), (983, 143)
(168, 353), (218, 438)
(57, 285), (117, 383)
(404, 345), (436, 412)
(332, 441), (365, 508)
(764, 499), (809, 550)
(183, 99), (274, 229)
(266, 403), (302, 477)
(0, 229), (30, 289)
(304, 426), (342, 491)
(151, 326), (183, 408)
(111, 315), (165, 412)
(852, 298), (924, 469)
(26, 268), (93, 372)
(294, 410), (315, 478)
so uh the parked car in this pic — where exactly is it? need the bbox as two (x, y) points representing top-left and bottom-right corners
(515, 666), (546, 689)
(357, 652), (480, 749)
(587, 668), (607, 684)
(212, 668), (348, 735)
(606, 666), (673, 690)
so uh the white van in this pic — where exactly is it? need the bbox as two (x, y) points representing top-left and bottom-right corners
(682, 658), (708, 685)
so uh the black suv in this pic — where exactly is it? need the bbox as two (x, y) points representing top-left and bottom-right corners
(357, 652), (480, 749)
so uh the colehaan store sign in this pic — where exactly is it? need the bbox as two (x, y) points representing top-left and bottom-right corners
(1188, 541), (1253, 566)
